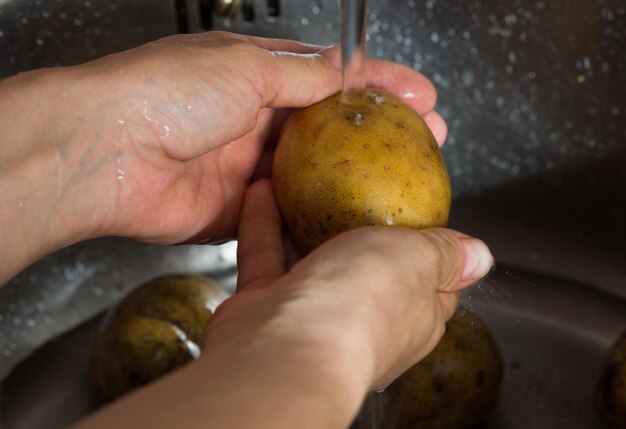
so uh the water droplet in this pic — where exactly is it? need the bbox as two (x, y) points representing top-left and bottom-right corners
(354, 112), (364, 126)
(601, 8), (615, 20)
(384, 214), (394, 226)
(462, 69), (474, 86)
(504, 13), (517, 24)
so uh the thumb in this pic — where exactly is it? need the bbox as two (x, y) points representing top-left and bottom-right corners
(413, 228), (494, 293)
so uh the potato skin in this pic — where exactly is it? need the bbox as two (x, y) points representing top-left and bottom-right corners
(273, 89), (451, 254)
(90, 274), (229, 402)
(596, 330), (626, 429)
(355, 308), (503, 429)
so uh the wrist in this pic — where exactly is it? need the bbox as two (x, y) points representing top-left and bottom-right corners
(202, 326), (371, 428)
(0, 67), (113, 282)
(200, 283), (377, 428)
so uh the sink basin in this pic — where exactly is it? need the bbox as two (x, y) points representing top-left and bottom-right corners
(2, 267), (625, 428)
(0, 0), (624, 427)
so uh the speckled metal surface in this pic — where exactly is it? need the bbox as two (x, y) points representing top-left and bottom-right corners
(0, 0), (625, 416)
(0, 0), (177, 77)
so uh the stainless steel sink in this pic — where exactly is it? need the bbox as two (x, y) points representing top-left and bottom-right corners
(1, 0), (624, 427)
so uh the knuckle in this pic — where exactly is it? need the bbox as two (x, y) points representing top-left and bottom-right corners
(409, 228), (460, 288)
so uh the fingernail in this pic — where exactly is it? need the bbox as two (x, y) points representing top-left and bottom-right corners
(461, 238), (494, 282)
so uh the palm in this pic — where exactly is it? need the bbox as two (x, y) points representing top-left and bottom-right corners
(114, 108), (277, 244)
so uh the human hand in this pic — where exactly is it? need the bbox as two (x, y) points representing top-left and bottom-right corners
(214, 179), (492, 389)
(79, 32), (447, 245)
(76, 179), (492, 429)
(0, 31), (446, 282)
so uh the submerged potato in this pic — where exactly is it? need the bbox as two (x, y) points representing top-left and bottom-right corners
(355, 308), (503, 429)
(90, 274), (229, 402)
(596, 329), (626, 429)
(273, 89), (451, 254)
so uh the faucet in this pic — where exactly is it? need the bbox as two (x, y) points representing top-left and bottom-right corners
(195, 0), (281, 31)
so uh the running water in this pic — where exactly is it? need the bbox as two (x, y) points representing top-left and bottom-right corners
(340, 0), (369, 117)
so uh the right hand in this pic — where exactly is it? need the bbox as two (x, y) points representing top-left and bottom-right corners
(211, 179), (494, 391)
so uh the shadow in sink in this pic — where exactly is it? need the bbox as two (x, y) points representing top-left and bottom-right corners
(2, 267), (625, 429)
(0, 314), (103, 429)
(452, 148), (626, 300)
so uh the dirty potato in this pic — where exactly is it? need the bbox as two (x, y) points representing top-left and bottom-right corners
(354, 308), (503, 429)
(596, 329), (626, 429)
(273, 89), (451, 254)
(90, 274), (229, 402)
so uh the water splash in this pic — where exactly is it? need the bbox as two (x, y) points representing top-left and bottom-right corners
(116, 156), (125, 182)
(143, 99), (153, 123)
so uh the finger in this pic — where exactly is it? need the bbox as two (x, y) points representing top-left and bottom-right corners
(320, 45), (437, 114)
(236, 179), (286, 292)
(422, 110), (448, 146)
(437, 291), (460, 321)
(256, 51), (342, 109)
(167, 36), (342, 160)
(238, 34), (325, 54)
(366, 60), (437, 113)
(412, 228), (494, 292)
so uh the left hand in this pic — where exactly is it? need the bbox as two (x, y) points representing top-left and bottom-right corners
(79, 32), (447, 245)
(0, 31), (446, 282)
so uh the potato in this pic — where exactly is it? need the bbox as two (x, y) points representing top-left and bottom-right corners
(354, 308), (503, 429)
(273, 89), (451, 254)
(596, 329), (626, 428)
(90, 274), (229, 402)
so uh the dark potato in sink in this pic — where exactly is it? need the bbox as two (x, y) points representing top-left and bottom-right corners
(596, 329), (626, 429)
(355, 307), (503, 429)
(90, 274), (229, 402)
